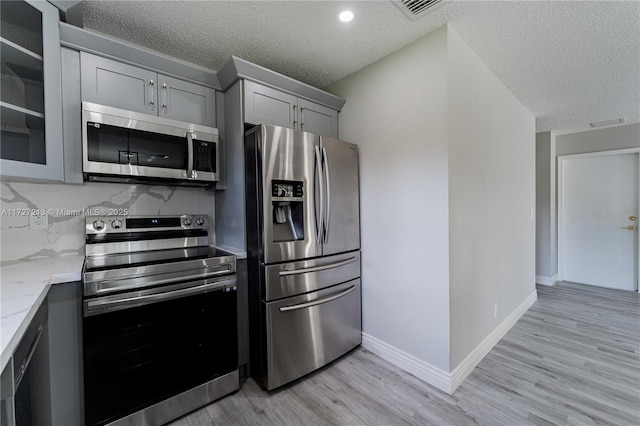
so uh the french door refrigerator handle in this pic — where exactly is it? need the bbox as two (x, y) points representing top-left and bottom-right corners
(315, 145), (324, 242)
(279, 285), (356, 312)
(277, 256), (357, 276)
(322, 146), (331, 244)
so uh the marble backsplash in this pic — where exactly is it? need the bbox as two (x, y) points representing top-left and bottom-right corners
(0, 181), (215, 263)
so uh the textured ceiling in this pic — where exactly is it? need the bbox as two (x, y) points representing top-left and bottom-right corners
(82, 1), (640, 133)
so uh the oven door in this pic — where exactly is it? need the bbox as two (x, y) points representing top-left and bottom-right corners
(83, 277), (238, 426)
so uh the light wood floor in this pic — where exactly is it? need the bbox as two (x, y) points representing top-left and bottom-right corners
(169, 282), (640, 426)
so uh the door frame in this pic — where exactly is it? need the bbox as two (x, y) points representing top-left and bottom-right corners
(557, 147), (640, 291)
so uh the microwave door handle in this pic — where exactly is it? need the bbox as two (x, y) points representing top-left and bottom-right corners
(187, 131), (195, 179)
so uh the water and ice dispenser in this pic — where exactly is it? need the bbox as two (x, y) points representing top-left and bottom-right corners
(271, 180), (304, 242)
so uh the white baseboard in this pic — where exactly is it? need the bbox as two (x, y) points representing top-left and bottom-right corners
(449, 289), (538, 392)
(361, 333), (452, 394)
(362, 289), (538, 395)
(536, 274), (558, 286)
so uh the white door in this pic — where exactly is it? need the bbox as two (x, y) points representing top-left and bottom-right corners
(560, 152), (639, 290)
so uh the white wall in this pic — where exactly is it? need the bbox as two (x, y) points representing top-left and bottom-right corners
(327, 27), (452, 372)
(328, 24), (537, 387)
(446, 27), (536, 369)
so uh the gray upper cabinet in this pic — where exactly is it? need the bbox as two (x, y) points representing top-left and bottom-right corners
(81, 53), (216, 126)
(81, 52), (156, 115)
(0, 0), (63, 181)
(244, 80), (338, 138)
(244, 80), (296, 129)
(158, 75), (216, 125)
(297, 98), (339, 139)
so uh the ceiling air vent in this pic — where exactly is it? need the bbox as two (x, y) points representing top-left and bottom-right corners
(393, 0), (444, 20)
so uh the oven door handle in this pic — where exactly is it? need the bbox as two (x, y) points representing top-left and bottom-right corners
(84, 277), (236, 316)
(279, 285), (356, 312)
(84, 265), (234, 297)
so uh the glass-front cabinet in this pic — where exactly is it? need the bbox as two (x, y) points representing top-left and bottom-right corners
(1, 0), (63, 181)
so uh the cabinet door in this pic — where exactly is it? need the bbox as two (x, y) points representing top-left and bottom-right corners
(0, 0), (63, 181)
(158, 75), (216, 127)
(298, 98), (339, 138)
(244, 80), (296, 129)
(80, 52), (156, 115)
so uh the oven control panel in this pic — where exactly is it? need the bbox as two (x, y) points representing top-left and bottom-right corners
(87, 215), (209, 233)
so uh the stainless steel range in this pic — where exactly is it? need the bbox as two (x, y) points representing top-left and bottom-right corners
(82, 215), (238, 426)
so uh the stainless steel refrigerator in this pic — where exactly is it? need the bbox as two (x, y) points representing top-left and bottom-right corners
(244, 124), (361, 390)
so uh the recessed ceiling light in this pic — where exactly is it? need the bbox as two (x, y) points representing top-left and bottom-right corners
(589, 118), (626, 128)
(338, 10), (354, 23)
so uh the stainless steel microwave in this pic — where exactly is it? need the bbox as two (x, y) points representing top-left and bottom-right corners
(82, 102), (219, 186)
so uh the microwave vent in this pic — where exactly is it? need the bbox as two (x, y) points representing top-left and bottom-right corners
(393, 0), (444, 20)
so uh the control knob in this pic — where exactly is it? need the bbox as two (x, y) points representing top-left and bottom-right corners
(93, 220), (105, 231)
(195, 217), (205, 226)
(111, 219), (123, 229)
(183, 217), (193, 226)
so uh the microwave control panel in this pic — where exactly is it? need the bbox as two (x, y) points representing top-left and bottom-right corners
(193, 141), (216, 172)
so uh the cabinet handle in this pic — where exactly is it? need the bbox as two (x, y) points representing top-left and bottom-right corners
(149, 79), (155, 106)
(293, 105), (298, 128)
(162, 83), (167, 109)
(300, 107), (304, 130)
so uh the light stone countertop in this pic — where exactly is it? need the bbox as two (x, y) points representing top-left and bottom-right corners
(1, 254), (85, 372)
